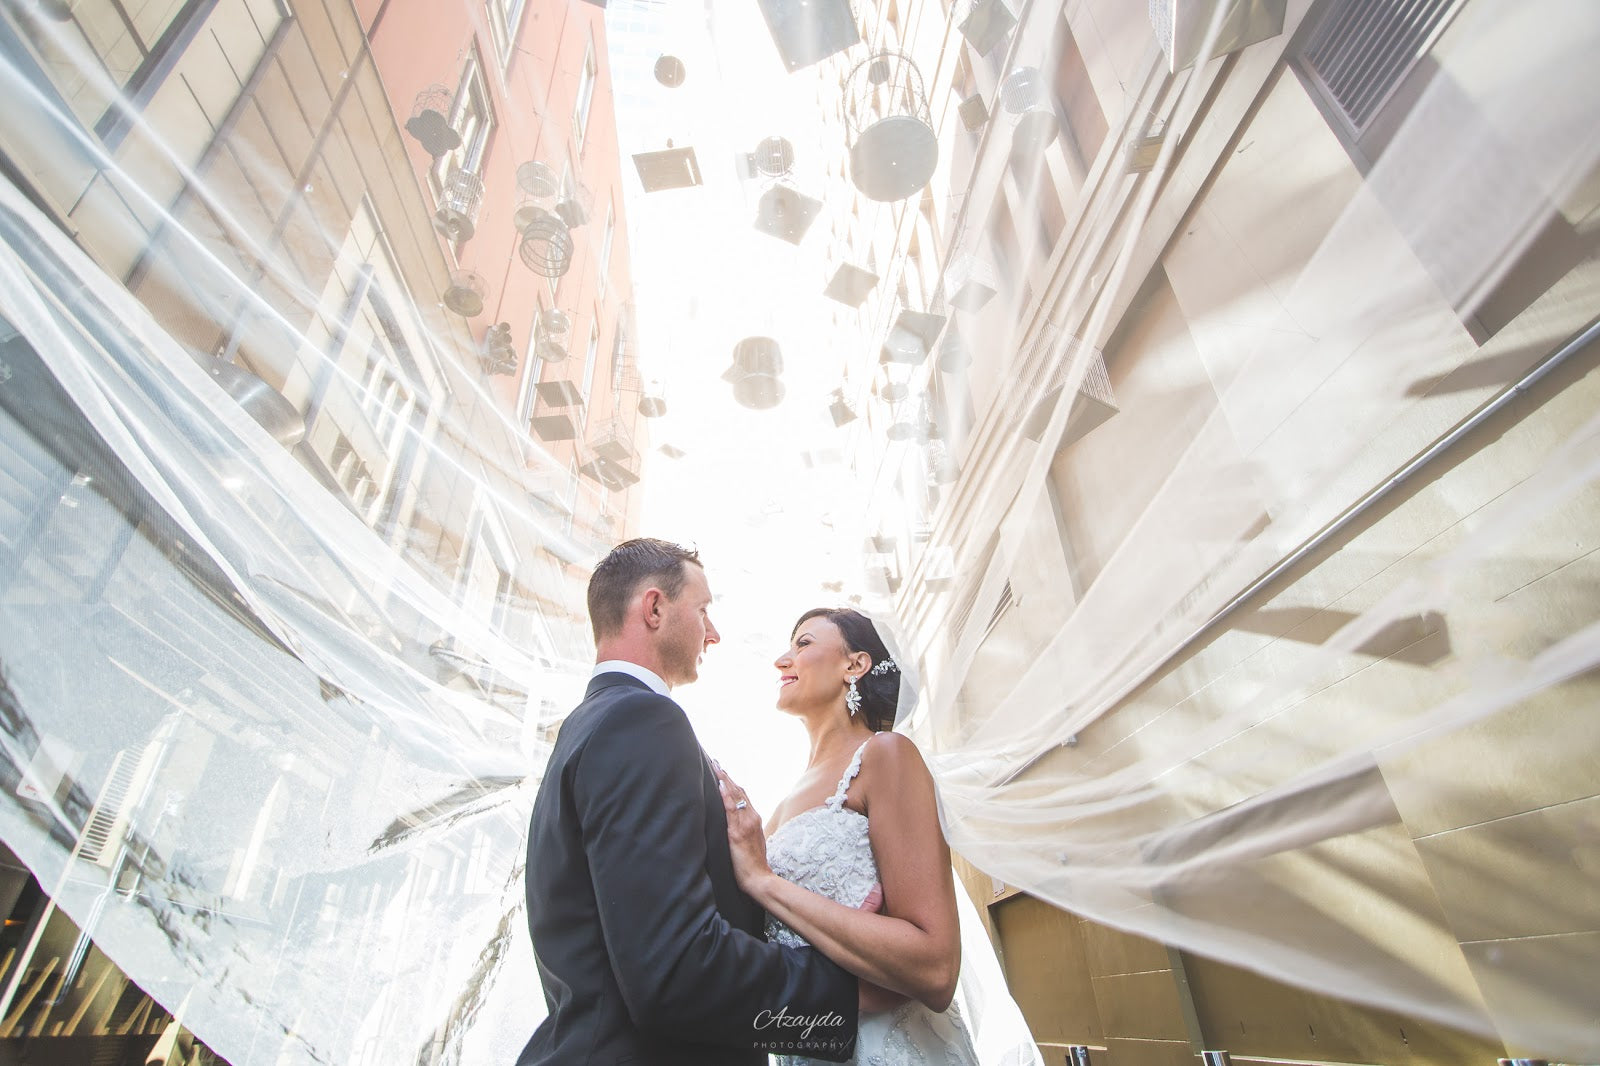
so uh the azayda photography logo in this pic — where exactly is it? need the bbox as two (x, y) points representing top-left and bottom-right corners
(753, 1005), (848, 1043)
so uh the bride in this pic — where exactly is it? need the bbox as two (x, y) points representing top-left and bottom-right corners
(715, 607), (1038, 1066)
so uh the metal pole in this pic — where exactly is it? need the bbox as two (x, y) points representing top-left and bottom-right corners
(1201, 1053), (1233, 1066)
(1066, 1046), (1092, 1066)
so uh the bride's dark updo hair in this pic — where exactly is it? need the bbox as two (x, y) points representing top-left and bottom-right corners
(792, 607), (899, 732)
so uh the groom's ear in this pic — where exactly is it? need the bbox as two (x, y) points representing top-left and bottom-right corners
(639, 587), (666, 630)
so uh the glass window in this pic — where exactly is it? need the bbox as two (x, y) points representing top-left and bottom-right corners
(596, 201), (615, 297)
(431, 49), (496, 197)
(29, 0), (210, 132)
(485, 0), (528, 68)
(516, 299), (548, 426)
(573, 37), (597, 152)
(580, 316), (600, 413)
(303, 210), (438, 528)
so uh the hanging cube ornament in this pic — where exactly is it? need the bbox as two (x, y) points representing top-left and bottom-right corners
(754, 185), (823, 244)
(959, 0), (1017, 57)
(824, 264), (879, 307)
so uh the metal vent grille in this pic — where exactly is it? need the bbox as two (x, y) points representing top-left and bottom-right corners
(1302, 0), (1461, 133)
(78, 750), (137, 865)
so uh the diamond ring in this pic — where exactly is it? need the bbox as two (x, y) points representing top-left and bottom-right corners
(734, 800), (748, 810)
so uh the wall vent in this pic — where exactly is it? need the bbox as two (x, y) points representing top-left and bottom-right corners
(1301, 0), (1461, 133)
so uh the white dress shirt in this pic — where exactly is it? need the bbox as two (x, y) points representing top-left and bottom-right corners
(591, 659), (671, 697)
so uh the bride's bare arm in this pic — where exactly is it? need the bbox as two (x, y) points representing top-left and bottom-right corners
(717, 736), (961, 1011)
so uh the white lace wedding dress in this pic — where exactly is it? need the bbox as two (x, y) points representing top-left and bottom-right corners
(764, 738), (1043, 1066)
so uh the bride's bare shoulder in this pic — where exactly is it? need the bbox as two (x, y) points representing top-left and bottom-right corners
(863, 730), (926, 767)
(859, 731), (933, 798)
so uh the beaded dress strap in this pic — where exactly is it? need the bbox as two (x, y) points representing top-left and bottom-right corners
(824, 737), (875, 811)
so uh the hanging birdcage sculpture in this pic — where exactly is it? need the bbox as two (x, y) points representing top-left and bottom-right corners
(1000, 66), (1060, 157)
(555, 179), (593, 228)
(612, 344), (642, 397)
(886, 408), (921, 442)
(924, 424), (959, 484)
(748, 136), (796, 180)
(843, 51), (939, 203)
(434, 167), (485, 241)
(513, 160), (561, 232)
(828, 388), (858, 427)
(406, 85), (462, 157)
(442, 269), (487, 316)
(580, 416), (640, 490)
(589, 415), (635, 464)
(878, 375), (912, 403)
(534, 308), (572, 362)
(638, 381), (668, 418)
(724, 336), (785, 410)
(655, 54), (687, 87)
(887, 395), (935, 443)
(482, 322), (517, 374)
(519, 208), (575, 278)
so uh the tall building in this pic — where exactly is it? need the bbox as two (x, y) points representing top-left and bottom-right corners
(605, 0), (677, 145)
(785, 0), (1600, 1063)
(0, 0), (642, 1061)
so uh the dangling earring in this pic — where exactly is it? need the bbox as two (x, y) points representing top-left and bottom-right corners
(846, 675), (862, 717)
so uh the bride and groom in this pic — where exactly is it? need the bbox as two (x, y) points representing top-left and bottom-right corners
(516, 538), (1023, 1065)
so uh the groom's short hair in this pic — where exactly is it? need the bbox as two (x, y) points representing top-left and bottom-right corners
(588, 538), (703, 642)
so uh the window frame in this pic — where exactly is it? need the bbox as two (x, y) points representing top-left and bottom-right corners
(573, 36), (597, 153)
(485, 0), (530, 71)
(579, 314), (601, 420)
(596, 200), (615, 298)
(80, 0), (221, 146)
(430, 47), (497, 200)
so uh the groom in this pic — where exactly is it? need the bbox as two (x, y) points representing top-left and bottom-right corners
(517, 538), (859, 1064)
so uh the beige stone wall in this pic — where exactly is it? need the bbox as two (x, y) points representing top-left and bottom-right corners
(933, 0), (1600, 1058)
(958, 853), (1510, 1065)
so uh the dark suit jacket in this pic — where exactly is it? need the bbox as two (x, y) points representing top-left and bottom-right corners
(517, 672), (858, 1065)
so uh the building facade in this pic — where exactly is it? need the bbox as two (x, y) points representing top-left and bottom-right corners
(0, 0), (642, 1061)
(790, 0), (1598, 1063)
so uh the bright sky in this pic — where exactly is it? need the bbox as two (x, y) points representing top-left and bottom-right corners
(610, 0), (882, 814)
